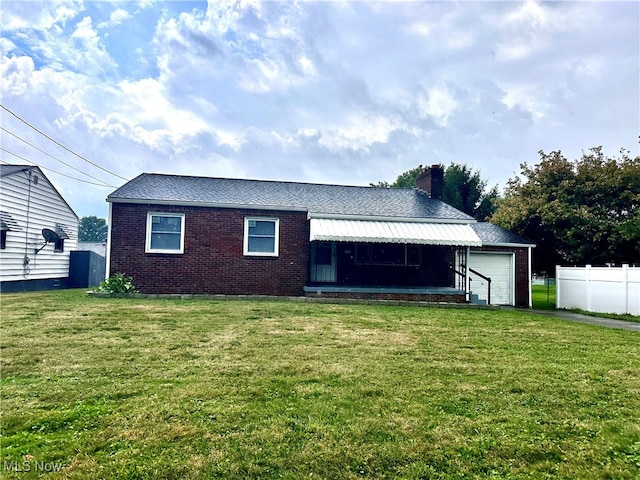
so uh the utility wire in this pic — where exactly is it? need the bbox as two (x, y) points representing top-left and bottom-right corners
(1, 104), (129, 181)
(1, 126), (114, 187)
(0, 148), (117, 188)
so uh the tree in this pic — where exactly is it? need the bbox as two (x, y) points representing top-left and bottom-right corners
(491, 147), (640, 273)
(79, 216), (108, 242)
(441, 164), (499, 221)
(372, 163), (499, 220)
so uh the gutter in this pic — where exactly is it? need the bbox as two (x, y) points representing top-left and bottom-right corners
(106, 197), (308, 213)
(307, 212), (477, 224)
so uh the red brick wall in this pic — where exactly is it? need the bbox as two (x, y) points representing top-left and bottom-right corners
(471, 246), (531, 308)
(109, 203), (309, 295)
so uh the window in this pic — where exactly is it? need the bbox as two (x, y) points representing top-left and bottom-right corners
(314, 242), (334, 265)
(0, 230), (6, 250)
(355, 244), (422, 266)
(54, 238), (64, 252)
(244, 217), (279, 256)
(146, 213), (185, 253)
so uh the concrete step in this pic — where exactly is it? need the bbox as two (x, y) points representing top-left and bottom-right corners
(470, 293), (487, 306)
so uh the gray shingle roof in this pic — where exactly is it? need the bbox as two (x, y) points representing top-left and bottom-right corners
(472, 222), (534, 246)
(107, 173), (474, 221)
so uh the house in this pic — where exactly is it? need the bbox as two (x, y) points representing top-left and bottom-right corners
(0, 165), (78, 292)
(106, 166), (534, 307)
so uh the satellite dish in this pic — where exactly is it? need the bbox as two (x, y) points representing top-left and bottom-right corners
(42, 228), (61, 243)
(35, 228), (62, 254)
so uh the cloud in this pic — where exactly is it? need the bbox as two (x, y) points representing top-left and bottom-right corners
(489, 0), (587, 62)
(417, 83), (459, 127)
(0, 0), (637, 219)
(500, 83), (548, 121)
(1, 54), (35, 96)
(97, 8), (131, 29)
(318, 113), (407, 153)
(1, 1), (82, 31)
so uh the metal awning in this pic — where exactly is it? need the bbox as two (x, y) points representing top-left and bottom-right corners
(0, 211), (20, 231)
(309, 218), (482, 246)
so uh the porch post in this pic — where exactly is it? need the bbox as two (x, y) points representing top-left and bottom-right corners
(307, 241), (313, 286)
(466, 246), (471, 302)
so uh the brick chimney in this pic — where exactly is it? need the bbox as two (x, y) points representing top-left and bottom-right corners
(416, 165), (444, 200)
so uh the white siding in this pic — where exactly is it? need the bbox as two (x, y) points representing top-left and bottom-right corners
(0, 168), (78, 282)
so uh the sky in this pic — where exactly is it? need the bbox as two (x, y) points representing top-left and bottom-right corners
(1, 0), (638, 219)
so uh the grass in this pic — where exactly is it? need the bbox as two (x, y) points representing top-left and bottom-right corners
(532, 284), (556, 310)
(1, 290), (639, 479)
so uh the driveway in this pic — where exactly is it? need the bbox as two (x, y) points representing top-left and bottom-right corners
(527, 309), (640, 332)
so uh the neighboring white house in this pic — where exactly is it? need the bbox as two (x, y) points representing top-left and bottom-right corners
(0, 165), (78, 292)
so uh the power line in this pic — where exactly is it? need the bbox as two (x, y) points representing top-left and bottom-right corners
(0, 148), (118, 188)
(1, 126), (114, 187)
(1, 104), (129, 181)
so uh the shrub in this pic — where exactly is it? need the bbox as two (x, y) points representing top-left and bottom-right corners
(95, 273), (138, 294)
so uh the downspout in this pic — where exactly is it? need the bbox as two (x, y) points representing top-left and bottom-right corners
(528, 246), (532, 308)
(466, 246), (471, 302)
(105, 201), (112, 279)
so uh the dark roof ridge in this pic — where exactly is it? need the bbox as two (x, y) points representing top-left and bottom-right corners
(108, 172), (474, 221)
(136, 171), (417, 191)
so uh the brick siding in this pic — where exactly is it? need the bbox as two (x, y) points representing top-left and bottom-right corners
(110, 203), (531, 305)
(109, 203), (309, 295)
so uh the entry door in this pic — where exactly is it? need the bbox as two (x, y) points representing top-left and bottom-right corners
(468, 252), (513, 305)
(311, 242), (337, 283)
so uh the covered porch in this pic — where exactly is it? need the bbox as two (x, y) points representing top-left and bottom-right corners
(304, 218), (481, 303)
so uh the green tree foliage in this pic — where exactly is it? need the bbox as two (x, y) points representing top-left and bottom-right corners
(79, 216), (108, 242)
(442, 164), (499, 221)
(491, 147), (640, 273)
(372, 163), (498, 220)
(390, 166), (424, 188)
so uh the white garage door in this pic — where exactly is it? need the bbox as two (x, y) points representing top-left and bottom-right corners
(468, 252), (513, 305)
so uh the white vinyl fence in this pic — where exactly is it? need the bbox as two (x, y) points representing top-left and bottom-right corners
(556, 265), (640, 315)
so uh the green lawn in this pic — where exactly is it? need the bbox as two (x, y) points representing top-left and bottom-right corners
(1, 290), (639, 479)
(532, 283), (640, 323)
(532, 283), (556, 310)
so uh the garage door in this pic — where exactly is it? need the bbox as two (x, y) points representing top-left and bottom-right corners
(468, 252), (513, 305)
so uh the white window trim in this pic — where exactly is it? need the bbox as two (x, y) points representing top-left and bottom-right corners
(145, 212), (185, 254)
(244, 217), (279, 257)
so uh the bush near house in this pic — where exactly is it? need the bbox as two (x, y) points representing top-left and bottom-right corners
(1, 291), (639, 479)
(94, 273), (138, 294)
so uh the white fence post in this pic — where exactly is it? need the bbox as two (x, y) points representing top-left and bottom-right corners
(623, 264), (629, 314)
(555, 265), (561, 309)
(585, 265), (592, 312)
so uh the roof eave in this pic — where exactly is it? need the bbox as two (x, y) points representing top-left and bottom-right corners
(477, 242), (536, 248)
(106, 197), (308, 213)
(307, 212), (476, 224)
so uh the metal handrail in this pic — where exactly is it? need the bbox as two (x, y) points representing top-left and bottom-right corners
(450, 267), (466, 292)
(469, 268), (491, 305)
